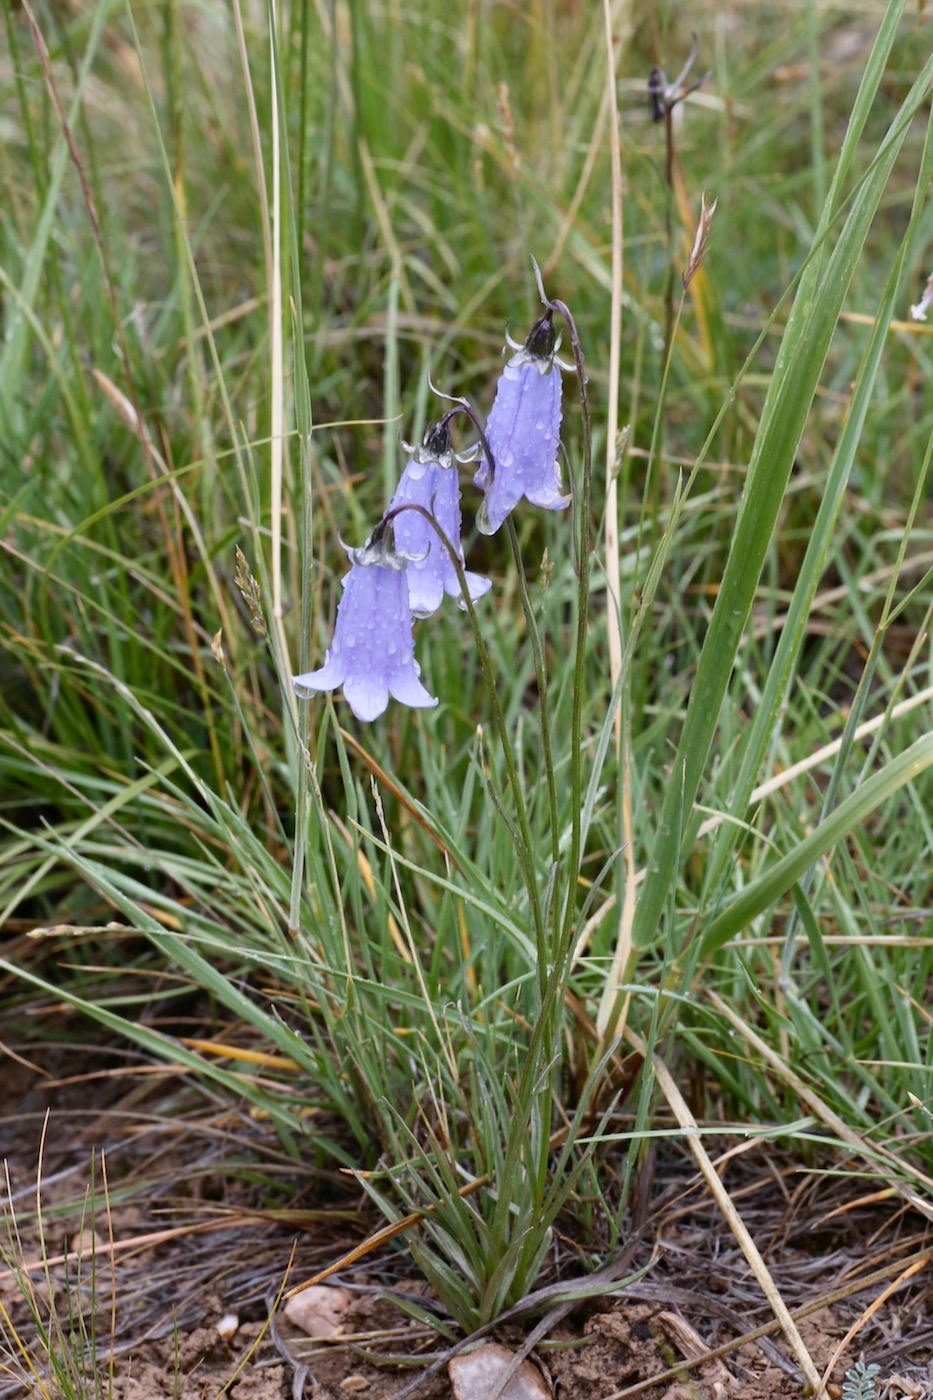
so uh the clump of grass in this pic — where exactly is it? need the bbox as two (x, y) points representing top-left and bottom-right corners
(0, 1153), (115, 1400)
(1, 0), (933, 1361)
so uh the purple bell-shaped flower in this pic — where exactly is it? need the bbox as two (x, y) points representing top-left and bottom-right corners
(390, 422), (492, 618)
(474, 310), (569, 536)
(293, 526), (437, 723)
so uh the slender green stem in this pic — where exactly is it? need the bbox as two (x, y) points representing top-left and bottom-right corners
(384, 503), (547, 995)
(264, 0), (315, 937)
(550, 298), (593, 971)
(662, 106), (676, 411)
(296, 0), (310, 247)
(506, 516), (559, 868)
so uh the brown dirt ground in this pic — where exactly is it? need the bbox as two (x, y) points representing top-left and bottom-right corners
(1, 1037), (932, 1400)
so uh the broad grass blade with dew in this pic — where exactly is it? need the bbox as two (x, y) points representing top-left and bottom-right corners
(700, 73), (933, 967)
(697, 732), (933, 959)
(608, 2), (933, 1038)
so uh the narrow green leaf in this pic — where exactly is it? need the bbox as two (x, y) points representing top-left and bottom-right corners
(632, 30), (933, 954)
(698, 733), (933, 957)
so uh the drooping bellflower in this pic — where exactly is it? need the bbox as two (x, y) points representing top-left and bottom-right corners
(474, 310), (569, 536)
(390, 422), (492, 617)
(293, 528), (437, 723)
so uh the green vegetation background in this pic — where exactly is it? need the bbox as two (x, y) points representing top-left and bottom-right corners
(2, 0), (933, 1330)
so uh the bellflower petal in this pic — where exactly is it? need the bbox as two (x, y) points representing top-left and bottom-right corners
(429, 462), (493, 612)
(293, 560), (437, 722)
(391, 430), (492, 616)
(475, 312), (569, 536)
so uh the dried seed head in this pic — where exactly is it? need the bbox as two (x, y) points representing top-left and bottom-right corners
(235, 546), (267, 636)
(91, 367), (151, 447)
(497, 82), (519, 175)
(682, 191), (718, 290)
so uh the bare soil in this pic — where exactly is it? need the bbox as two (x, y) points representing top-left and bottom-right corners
(2, 1037), (931, 1400)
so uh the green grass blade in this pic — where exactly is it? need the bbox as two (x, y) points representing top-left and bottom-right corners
(704, 99), (933, 899)
(631, 26), (933, 957)
(698, 732), (933, 957)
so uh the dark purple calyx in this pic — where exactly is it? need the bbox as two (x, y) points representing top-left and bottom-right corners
(524, 311), (557, 362)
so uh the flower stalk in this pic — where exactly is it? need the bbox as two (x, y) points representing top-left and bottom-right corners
(290, 268), (591, 1322)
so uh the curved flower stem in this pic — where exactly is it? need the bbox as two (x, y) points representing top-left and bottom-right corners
(384, 500), (548, 1004)
(441, 390), (561, 874)
(546, 296), (593, 972)
(445, 398), (560, 986)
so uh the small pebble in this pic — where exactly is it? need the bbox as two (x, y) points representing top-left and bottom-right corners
(449, 1342), (552, 1400)
(284, 1284), (353, 1338)
(216, 1312), (239, 1342)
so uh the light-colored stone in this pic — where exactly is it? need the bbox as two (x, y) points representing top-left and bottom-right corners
(283, 1284), (353, 1338)
(69, 1228), (106, 1257)
(448, 1342), (551, 1400)
(216, 1311), (239, 1342)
